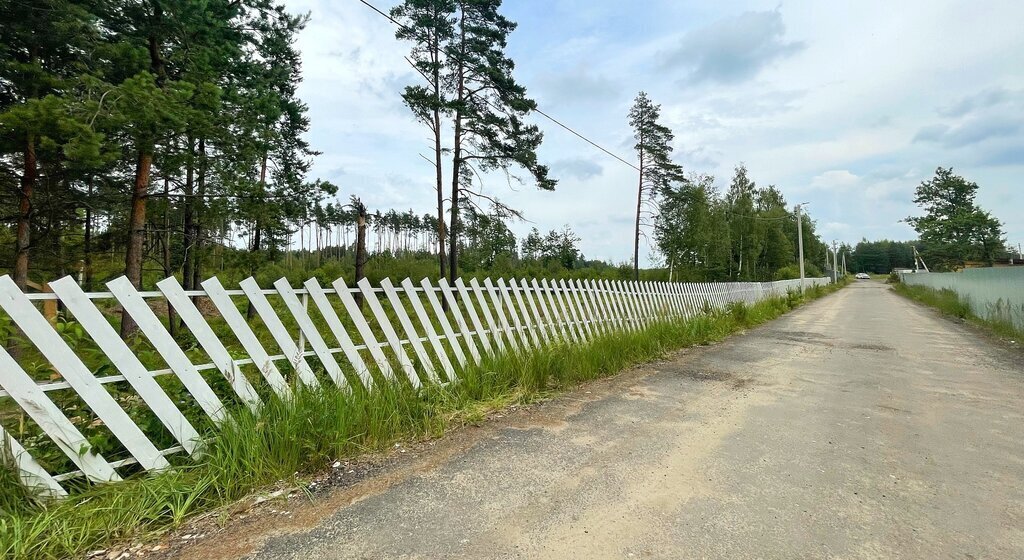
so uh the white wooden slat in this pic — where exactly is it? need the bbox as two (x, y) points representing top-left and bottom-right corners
(657, 282), (675, 318)
(0, 347), (120, 483)
(402, 278), (456, 380)
(468, 278), (506, 353)
(455, 278), (494, 355)
(483, 278), (522, 351)
(357, 278), (421, 387)
(239, 277), (320, 389)
(558, 279), (587, 341)
(539, 279), (573, 342)
(274, 278), (349, 389)
(498, 278), (531, 349)
(614, 280), (639, 330)
(560, 279), (593, 340)
(577, 279), (606, 335)
(0, 276), (171, 472)
(532, 280), (557, 341)
(304, 279), (373, 390)
(630, 281), (651, 326)
(438, 278), (482, 364)
(659, 282), (676, 318)
(380, 278), (439, 384)
(669, 282), (688, 318)
(641, 282), (659, 319)
(0, 424), (66, 496)
(635, 281), (656, 321)
(678, 283), (694, 317)
(585, 280), (611, 332)
(156, 277), (261, 411)
(680, 281), (696, 316)
(596, 280), (620, 330)
(501, 278), (536, 348)
(105, 277), (228, 426)
(421, 278), (470, 368)
(575, 279), (603, 335)
(331, 278), (395, 382)
(201, 277), (291, 397)
(519, 278), (551, 344)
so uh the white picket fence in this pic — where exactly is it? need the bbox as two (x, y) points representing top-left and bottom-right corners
(0, 274), (828, 496)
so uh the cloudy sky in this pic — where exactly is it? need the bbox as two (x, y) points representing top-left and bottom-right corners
(285, 0), (1024, 264)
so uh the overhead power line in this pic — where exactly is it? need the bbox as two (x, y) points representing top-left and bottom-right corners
(356, 0), (640, 172)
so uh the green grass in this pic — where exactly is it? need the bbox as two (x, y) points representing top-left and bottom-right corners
(0, 281), (845, 559)
(893, 283), (1023, 343)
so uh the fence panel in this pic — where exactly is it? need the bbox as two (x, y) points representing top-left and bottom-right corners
(901, 268), (1024, 330)
(0, 273), (827, 495)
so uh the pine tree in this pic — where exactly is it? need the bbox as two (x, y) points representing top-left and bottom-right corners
(445, 0), (554, 281)
(628, 91), (683, 281)
(392, 0), (456, 278)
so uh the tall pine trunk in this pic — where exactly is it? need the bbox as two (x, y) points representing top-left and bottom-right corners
(192, 138), (207, 297)
(84, 178), (94, 291)
(121, 149), (152, 338)
(182, 136), (195, 290)
(13, 135), (36, 292)
(447, 9), (466, 284)
(354, 207), (368, 310)
(633, 150), (644, 282)
(161, 178), (177, 337)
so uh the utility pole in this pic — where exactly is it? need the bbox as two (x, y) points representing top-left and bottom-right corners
(795, 203), (808, 290)
(831, 241), (839, 283)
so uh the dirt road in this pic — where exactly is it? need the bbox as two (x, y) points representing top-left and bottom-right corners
(178, 281), (1024, 559)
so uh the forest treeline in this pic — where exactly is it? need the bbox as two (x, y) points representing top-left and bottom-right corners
(0, 0), (848, 337)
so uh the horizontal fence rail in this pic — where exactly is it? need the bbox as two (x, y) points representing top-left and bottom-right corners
(900, 267), (1024, 330)
(0, 274), (828, 496)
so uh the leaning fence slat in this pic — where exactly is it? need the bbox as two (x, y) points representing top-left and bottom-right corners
(484, 278), (522, 351)
(422, 278), (470, 368)
(616, 280), (640, 330)
(157, 277), (261, 411)
(635, 281), (656, 321)
(357, 278), (420, 387)
(0, 347), (120, 483)
(105, 277), (228, 426)
(501, 278), (536, 348)
(239, 278), (319, 388)
(51, 277), (207, 453)
(380, 278), (439, 384)
(539, 279), (573, 342)
(304, 279), (373, 389)
(455, 278), (494, 354)
(469, 278), (507, 353)
(525, 279), (553, 341)
(587, 280), (613, 332)
(0, 423), (67, 496)
(548, 279), (582, 342)
(439, 278), (483, 363)
(520, 278), (551, 343)
(598, 280), (625, 331)
(402, 278), (456, 380)
(561, 279), (593, 339)
(552, 280), (585, 341)
(577, 279), (606, 335)
(330, 278), (395, 382)
(275, 278), (349, 389)
(201, 277), (290, 397)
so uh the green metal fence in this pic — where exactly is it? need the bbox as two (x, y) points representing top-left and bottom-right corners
(900, 268), (1024, 330)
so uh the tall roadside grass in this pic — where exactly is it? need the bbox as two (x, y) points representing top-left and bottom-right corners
(893, 283), (1023, 343)
(0, 281), (844, 559)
